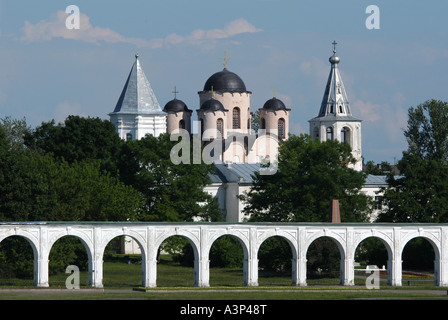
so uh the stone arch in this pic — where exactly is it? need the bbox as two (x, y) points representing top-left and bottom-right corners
(352, 235), (392, 286)
(304, 232), (347, 284)
(305, 231), (346, 258)
(0, 233), (39, 285)
(98, 229), (147, 260)
(400, 232), (440, 285)
(256, 233), (298, 286)
(352, 232), (394, 261)
(400, 232), (441, 260)
(0, 229), (39, 259)
(207, 229), (250, 261)
(99, 231), (147, 288)
(45, 229), (94, 264)
(46, 233), (93, 287)
(154, 233), (199, 287)
(155, 229), (201, 261)
(206, 229), (251, 285)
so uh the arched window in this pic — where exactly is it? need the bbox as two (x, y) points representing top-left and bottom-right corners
(233, 107), (240, 129)
(341, 126), (351, 146)
(278, 118), (285, 140)
(313, 127), (319, 140)
(339, 105), (343, 113)
(200, 119), (204, 136)
(326, 127), (333, 141)
(179, 119), (185, 130)
(217, 118), (223, 137)
(260, 118), (266, 130)
(126, 133), (133, 141)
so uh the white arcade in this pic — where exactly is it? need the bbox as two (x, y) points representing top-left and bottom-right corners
(1, 222), (447, 288)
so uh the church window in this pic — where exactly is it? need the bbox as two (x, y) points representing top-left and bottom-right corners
(326, 127), (333, 141)
(313, 127), (319, 140)
(126, 133), (133, 141)
(260, 118), (266, 130)
(330, 105), (334, 114)
(179, 119), (185, 130)
(341, 126), (351, 146)
(217, 118), (223, 137)
(278, 118), (285, 140)
(200, 119), (204, 136)
(339, 105), (343, 113)
(233, 107), (241, 129)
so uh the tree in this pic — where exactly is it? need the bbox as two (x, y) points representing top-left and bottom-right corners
(378, 100), (448, 223)
(241, 134), (371, 222)
(24, 115), (123, 174)
(404, 99), (448, 162)
(118, 133), (222, 222)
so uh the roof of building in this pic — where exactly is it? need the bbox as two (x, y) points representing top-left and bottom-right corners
(163, 98), (190, 113)
(209, 163), (260, 184)
(209, 163), (391, 188)
(200, 98), (228, 112)
(262, 97), (291, 111)
(111, 54), (164, 115)
(313, 42), (360, 122)
(363, 175), (389, 186)
(203, 68), (248, 93)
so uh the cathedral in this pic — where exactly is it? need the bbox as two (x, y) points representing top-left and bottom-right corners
(110, 52), (291, 165)
(110, 44), (375, 224)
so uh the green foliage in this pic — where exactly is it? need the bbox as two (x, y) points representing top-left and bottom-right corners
(306, 238), (341, 276)
(24, 115), (123, 173)
(176, 236), (243, 268)
(379, 100), (448, 223)
(0, 237), (34, 278)
(242, 134), (371, 222)
(258, 237), (292, 271)
(118, 133), (222, 222)
(405, 99), (448, 162)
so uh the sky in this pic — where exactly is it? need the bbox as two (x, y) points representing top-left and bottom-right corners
(1, 0), (447, 164)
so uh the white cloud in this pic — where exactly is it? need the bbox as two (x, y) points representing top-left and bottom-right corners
(20, 11), (149, 47)
(353, 99), (382, 122)
(19, 12), (262, 49)
(150, 18), (262, 48)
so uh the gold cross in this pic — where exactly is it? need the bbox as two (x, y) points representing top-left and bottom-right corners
(210, 85), (214, 98)
(172, 86), (179, 99)
(273, 87), (277, 98)
(221, 51), (229, 69)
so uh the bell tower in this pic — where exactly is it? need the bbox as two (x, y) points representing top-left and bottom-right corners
(308, 41), (362, 171)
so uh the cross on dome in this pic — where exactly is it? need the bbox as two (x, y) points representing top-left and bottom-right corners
(221, 51), (229, 69)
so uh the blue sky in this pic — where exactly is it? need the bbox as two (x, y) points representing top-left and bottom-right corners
(1, 0), (447, 164)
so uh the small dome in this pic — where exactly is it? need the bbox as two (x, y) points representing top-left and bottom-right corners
(203, 68), (247, 93)
(200, 98), (227, 112)
(262, 97), (288, 111)
(329, 53), (340, 65)
(163, 98), (189, 113)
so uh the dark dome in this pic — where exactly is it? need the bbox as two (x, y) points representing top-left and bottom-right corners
(200, 98), (227, 112)
(262, 97), (288, 111)
(203, 68), (247, 92)
(163, 98), (189, 113)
